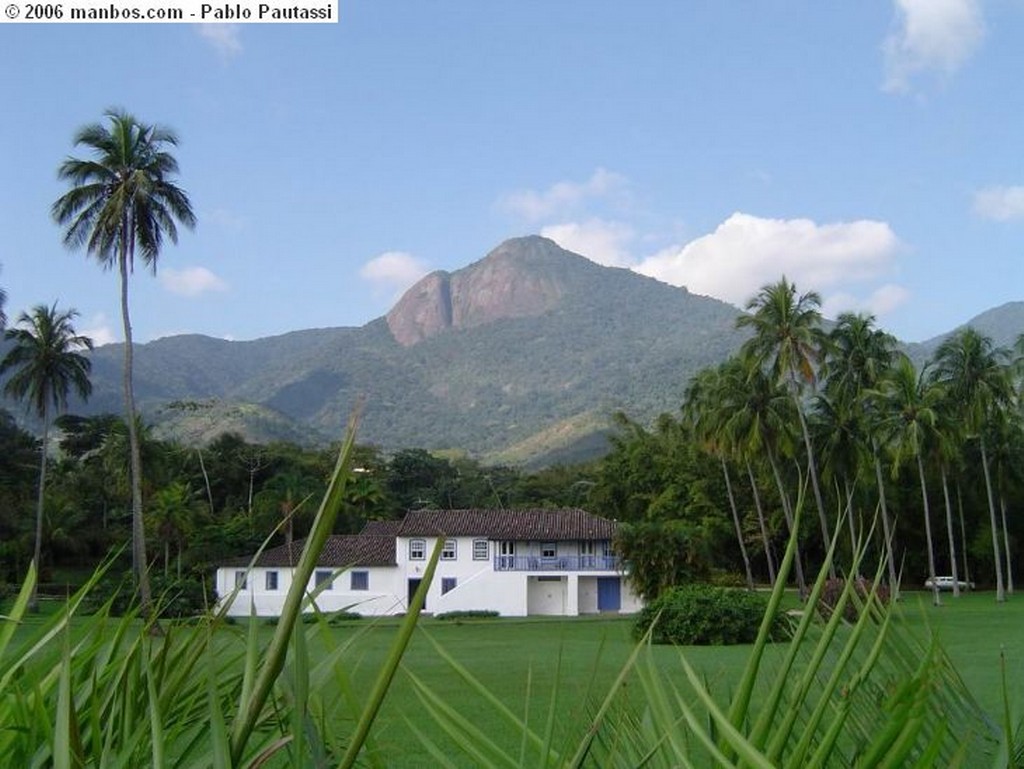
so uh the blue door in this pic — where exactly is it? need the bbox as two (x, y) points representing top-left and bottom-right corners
(597, 577), (621, 611)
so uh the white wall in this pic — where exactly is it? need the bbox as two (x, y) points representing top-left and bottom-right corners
(216, 565), (404, 617)
(619, 581), (643, 614)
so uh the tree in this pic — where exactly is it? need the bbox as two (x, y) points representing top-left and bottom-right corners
(822, 312), (900, 590)
(684, 365), (755, 589)
(931, 328), (1012, 602)
(737, 278), (833, 570)
(52, 109), (196, 611)
(146, 481), (199, 579)
(877, 356), (943, 606)
(614, 519), (709, 601)
(0, 304), (92, 607)
(0, 410), (40, 579)
(719, 355), (808, 595)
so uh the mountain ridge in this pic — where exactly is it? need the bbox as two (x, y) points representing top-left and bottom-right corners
(6, 236), (1023, 466)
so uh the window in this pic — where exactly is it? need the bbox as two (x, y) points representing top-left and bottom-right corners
(314, 569), (333, 590)
(473, 539), (489, 560)
(441, 539), (457, 560)
(441, 577), (457, 595)
(234, 570), (247, 590)
(541, 542), (557, 559)
(351, 570), (369, 591)
(409, 538), (426, 560)
(265, 571), (279, 591)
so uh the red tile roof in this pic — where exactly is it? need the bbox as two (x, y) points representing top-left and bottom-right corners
(359, 519), (403, 536)
(231, 535), (396, 568)
(395, 508), (617, 541)
(224, 509), (615, 570)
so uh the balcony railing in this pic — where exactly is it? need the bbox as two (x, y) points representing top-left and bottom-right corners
(493, 555), (620, 572)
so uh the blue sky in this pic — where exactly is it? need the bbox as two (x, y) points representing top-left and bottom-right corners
(1, 1), (1022, 346)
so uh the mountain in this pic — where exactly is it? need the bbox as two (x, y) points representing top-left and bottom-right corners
(8, 236), (1021, 467)
(17, 236), (743, 465)
(906, 301), (1024, 364)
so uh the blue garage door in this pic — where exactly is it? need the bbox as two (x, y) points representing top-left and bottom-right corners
(597, 577), (621, 611)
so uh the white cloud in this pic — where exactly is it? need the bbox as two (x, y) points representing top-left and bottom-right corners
(160, 266), (229, 297)
(540, 219), (635, 267)
(360, 251), (430, 295)
(973, 185), (1024, 221)
(883, 0), (984, 92)
(822, 284), (911, 319)
(198, 25), (243, 57)
(634, 212), (903, 310)
(81, 314), (116, 346)
(497, 168), (627, 222)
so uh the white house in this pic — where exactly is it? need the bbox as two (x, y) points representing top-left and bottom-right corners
(215, 508), (642, 618)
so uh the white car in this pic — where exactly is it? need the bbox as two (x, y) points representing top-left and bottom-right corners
(924, 576), (974, 591)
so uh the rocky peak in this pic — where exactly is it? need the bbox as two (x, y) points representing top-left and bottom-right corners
(386, 236), (571, 346)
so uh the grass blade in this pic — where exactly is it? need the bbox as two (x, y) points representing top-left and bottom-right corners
(337, 535), (442, 769)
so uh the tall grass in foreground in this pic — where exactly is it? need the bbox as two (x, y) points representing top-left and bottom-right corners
(408, 501), (1007, 768)
(1, 429), (1020, 767)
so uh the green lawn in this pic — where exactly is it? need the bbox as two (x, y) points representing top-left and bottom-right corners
(6, 590), (1023, 767)
(896, 589), (1024, 718)
(272, 592), (1024, 767)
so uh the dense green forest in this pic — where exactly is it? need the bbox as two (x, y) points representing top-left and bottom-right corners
(0, 411), (600, 602)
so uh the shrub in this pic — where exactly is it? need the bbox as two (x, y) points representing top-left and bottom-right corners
(708, 569), (747, 588)
(79, 571), (210, 618)
(634, 584), (784, 645)
(816, 577), (890, 623)
(327, 611), (363, 624)
(435, 610), (500, 621)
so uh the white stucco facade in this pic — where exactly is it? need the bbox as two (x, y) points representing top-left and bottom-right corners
(216, 509), (643, 618)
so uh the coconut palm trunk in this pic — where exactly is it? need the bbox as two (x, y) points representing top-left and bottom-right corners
(957, 483), (972, 591)
(794, 397), (832, 573)
(722, 456), (754, 589)
(30, 402), (50, 611)
(872, 448), (899, 596)
(843, 480), (857, 560)
(940, 466), (960, 597)
(119, 233), (152, 612)
(980, 438), (1005, 602)
(1000, 495), (1013, 595)
(747, 459), (776, 583)
(767, 445), (807, 597)
(917, 453), (941, 607)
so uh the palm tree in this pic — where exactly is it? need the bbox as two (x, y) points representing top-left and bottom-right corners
(931, 328), (1012, 601)
(147, 481), (199, 579)
(876, 356), (943, 606)
(0, 304), (92, 608)
(823, 312), (900, 590)
(737, 278), (833, 570)
(719, 354), (807, 596)
(932, 402), (965, 597)
(683, 365), (755, 589)
(52, 109), (195, 610)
